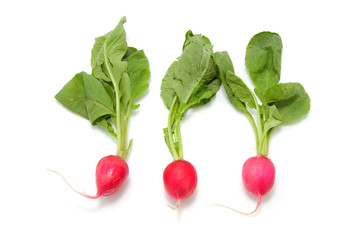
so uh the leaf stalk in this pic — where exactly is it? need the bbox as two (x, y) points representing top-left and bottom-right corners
(104, 41), (124, 158)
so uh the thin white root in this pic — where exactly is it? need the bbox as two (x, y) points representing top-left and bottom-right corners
(167, 198), (181, 210)
(213, 194), (262, 215)
(46, 169), (98, 199)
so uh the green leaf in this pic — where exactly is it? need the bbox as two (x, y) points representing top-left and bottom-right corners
(160, 61), (178, 109)
(172, 32), (213, 103)
(119, 72), (132, 114)
(264, 82), (302, 103)
(161, 32), (218, 111)
(99, 80), (115, 105)
(91, 34), (107, 70)
(105, 16), (127, 64)
(183, 56), (221, 108)
(55, 72), (115, 123)
(91, 34), (111, 82)
(182, 30), (212, 51)
(214, 51), (234, 82)
(273, 83), (310, 123)
(111, 60), (128, 87)
(245, 32), (282, 101)
(123, 46), (138, 59)
(214, 51), (248, 113)
(124, 49), (150, 100)
(263, 104), (282, 133)
(92, 64), (111, 82)
(226, 71), (256, 109)
(131, 104), (140, 110)
(91, 17), (128, 82)
(184, 78), (221, 109)
(95, 117), (117, 138)
(201, 54), (219, 85)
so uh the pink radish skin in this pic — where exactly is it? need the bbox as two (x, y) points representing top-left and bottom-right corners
(214, 155), (275, 215)
(93, 155), (129, 198)
(48, 155), (129, 199)
(163, 159), (197, 209)
(241, 155), (275, 214)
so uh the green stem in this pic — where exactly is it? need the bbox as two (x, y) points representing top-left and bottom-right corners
(104, 42), (122, 157)
(119, 100), (132, 158)
(123, 139), (133, 160)
(167, 98), (180, 160)
(259, 134), (267, 156)
(249, 91), (264, 155)
(174, 118), (183, 159)
(265, 128), (274, 156)
(257, 110), (264, 155)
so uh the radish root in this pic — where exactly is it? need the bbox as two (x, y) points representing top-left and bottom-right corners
(213, 194), (262, 215)
(46, 169), (99, 199)
(168, 198), (181, 210)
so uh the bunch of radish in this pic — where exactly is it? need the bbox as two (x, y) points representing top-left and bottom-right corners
(50, 18), (310, 216)
(50, 17), (150, 199)
(214, 32), (311, 214)
(160, 31), (222, 209)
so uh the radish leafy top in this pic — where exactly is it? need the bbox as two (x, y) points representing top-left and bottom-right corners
(161, 31), (221, 160)
(215, 32), (310, 156)
(55, 17), (150, 159)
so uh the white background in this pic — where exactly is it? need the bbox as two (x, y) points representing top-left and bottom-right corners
(1, 0), (359, 239)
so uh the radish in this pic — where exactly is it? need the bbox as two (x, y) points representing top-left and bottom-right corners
(242, 156), (275, 197)
(48, 155), (129, 199)
(95, 156), (129, 197)
(50, 17), (150, 199)
(214, 32), (310, 214)
(241, 155), (275, 213)
(163, 160), (198, 209)
(160, 31), (221, 209)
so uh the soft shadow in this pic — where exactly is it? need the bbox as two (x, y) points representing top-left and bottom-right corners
(98, 178), (131, 207)
(68, 173), (131, 212)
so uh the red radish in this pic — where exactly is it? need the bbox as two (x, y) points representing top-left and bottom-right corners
(214, 155), (275, 215)
(163, 159), (198, 209)
(48, 155), (129, 199)
(241, 155), (275, 213)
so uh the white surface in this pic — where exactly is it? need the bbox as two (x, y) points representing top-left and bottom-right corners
(1, 0), (359, 239)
